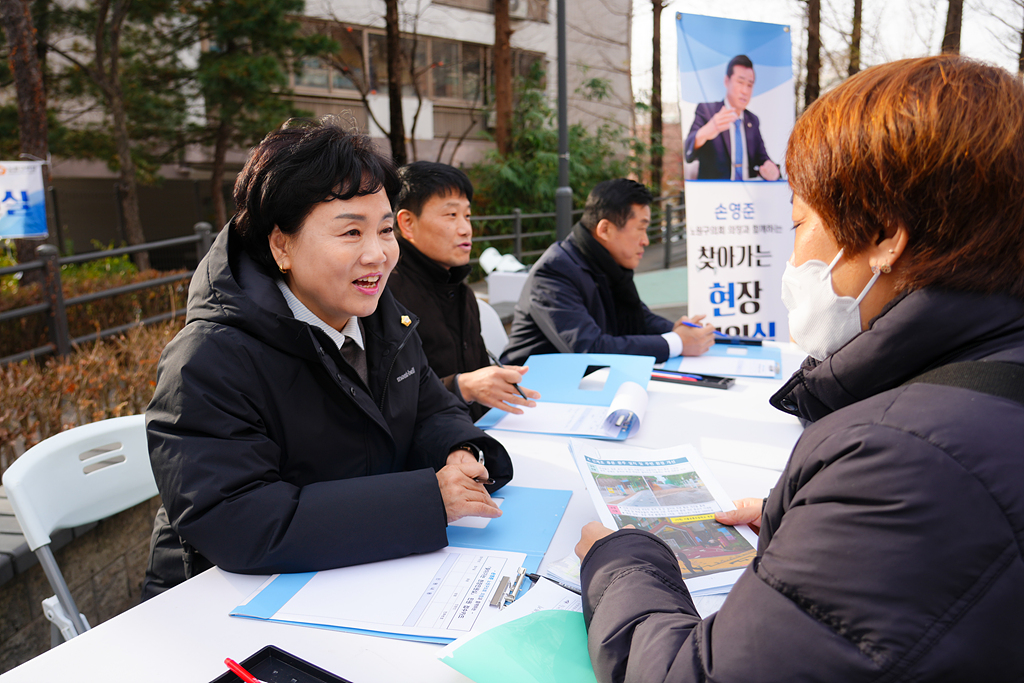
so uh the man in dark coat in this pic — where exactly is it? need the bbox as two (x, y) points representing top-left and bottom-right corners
(142, 122), (512, 599)
(501, 179), (714, 366)
(684, 55), (780, 181)
(388, 161), (538, 421)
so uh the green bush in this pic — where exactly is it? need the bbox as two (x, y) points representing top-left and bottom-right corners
(0, 243), (189, 359)
(466, 64), (634, 276)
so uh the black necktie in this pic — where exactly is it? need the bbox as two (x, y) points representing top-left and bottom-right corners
(340, 336), (368, 387)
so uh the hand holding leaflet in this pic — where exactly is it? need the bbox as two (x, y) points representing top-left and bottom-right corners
(568, 439), (759, 596)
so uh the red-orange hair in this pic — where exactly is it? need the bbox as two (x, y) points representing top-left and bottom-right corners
(787, 55), (1024, 298)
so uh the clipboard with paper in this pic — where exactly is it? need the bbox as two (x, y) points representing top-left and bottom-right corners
(476, 353), (656, 440)
(229, 486), (571, 643)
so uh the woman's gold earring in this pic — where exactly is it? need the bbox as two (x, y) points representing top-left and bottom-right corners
(880, 263), (892, 274)
(278, 263), (288, 274)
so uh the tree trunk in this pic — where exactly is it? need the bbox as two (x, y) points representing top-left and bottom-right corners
(210, 117), (231, 229)
(942, 0), (963, 53)
(1018, 3), (1023, 76)
(805, 0), (821, 107)
(493, 0), (512, 156)
(384, 0), (406, 165)
(650, 0), (663, 197)
(849, 0), (862, 76)
(110, 90), (149, 270)
(2, 0), (54, 282)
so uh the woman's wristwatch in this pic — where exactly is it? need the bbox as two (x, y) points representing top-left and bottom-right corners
(452, 441), (484, 464)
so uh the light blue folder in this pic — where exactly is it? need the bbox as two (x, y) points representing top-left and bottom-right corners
(476, 353), (656, 434)
(663, 343), (783, 379)
(229, 486), (572, 644)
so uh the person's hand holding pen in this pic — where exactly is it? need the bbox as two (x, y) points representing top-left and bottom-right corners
(436, 446), (502, 523)
(456, 351), (540, 414)
(672, 314), (716, 356)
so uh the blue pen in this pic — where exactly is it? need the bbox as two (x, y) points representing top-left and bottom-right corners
(679, 320), (730, 338)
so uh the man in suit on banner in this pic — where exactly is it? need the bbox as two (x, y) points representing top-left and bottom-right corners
(684, 55), (781, 181)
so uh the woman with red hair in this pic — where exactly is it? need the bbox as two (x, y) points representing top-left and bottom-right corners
(575, 55), (1024, 682)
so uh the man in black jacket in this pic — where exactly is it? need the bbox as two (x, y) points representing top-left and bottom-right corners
(389, 161), (538, 421)
(502, 179), (714, 365)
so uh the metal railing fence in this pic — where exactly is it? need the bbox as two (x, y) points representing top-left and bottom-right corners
(2, 192), (685, 365)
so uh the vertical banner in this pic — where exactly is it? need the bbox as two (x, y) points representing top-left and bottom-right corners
(0, 161), (48, 239)
(677, 14), (793, 340)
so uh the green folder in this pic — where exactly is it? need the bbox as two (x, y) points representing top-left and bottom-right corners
(439, 609), (597, 683)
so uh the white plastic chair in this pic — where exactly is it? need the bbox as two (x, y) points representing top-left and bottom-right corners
(476, 297), (509, 361)
(1, 414), (157, 643)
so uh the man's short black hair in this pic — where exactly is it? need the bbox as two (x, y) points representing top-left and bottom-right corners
(580, 178), (654, 232)
(232, 116), (399, 272)
(727, 55), (754, 78)
(396, 161), (474, 216)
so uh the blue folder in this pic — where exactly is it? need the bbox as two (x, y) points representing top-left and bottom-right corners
(477, 353), (656, 432)
(447, 485), (572, 573)
(230, 486), (572, 644)
(663, 343), (783, 379)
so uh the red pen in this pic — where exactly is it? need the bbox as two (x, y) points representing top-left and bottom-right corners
(224, 658), (267, 683)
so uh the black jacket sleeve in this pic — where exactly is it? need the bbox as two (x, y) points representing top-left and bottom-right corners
(580, 414), (1024, 683)
(147, 325), (452, 575)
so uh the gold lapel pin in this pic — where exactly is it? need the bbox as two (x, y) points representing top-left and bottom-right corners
(401, 315), (411, 327)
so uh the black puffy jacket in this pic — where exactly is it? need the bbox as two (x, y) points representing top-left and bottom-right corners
(144, 225), (512, 591)
(387, 238), (491, 421)
(580, 288), (1024, 682)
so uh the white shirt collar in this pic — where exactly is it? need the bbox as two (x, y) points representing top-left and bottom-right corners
(275, 279), (364, 350)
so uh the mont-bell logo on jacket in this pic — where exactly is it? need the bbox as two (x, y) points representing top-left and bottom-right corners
(395, 367), (416, 383)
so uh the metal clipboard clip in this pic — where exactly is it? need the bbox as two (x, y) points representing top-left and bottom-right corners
(489, 567), (527, 610)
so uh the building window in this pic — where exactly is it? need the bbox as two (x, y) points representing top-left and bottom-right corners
(291, 19), (542, 108)
(331, 27), (364, 91)
(296, 57), (330, 90)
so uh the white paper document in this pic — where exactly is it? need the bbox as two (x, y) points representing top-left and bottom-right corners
(483, 380), (649, 440)
(569, 440), (760, 596)
(232, 546), (529, 642)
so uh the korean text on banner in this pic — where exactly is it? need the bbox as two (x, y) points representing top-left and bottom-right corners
(0, 161), (47, 239)
(677, 14), (794, 341)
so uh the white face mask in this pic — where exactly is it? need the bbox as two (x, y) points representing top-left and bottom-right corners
(780, 249), (881, 361)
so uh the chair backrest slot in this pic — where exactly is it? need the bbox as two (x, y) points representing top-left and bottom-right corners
(78, 442), (122, 461)
(82, 454), (127, 474)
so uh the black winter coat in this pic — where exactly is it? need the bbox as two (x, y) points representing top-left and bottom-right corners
(501, 226), (674, 366)
(387, 239), (491, 421)
(145, 226), (512, 588)
(580, 288), (1024, 683)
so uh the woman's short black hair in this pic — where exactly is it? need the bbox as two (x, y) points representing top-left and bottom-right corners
(579, 178), (653, 232)
(396, 161), (474, 216)
(232, 117), (400, 271)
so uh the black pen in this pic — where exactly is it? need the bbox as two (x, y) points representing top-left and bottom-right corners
(525, 572), (582, 596)
(486, 350), (530, 401)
